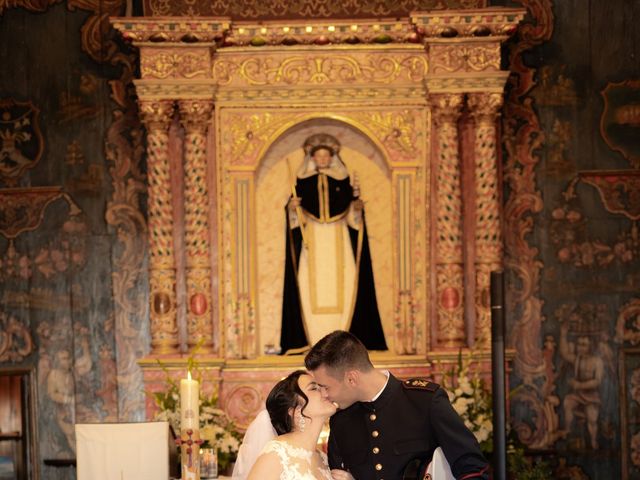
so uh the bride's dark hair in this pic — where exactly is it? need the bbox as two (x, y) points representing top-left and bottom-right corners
(266, 370), (310, 435)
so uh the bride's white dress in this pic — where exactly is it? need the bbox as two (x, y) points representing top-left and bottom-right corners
(260, 439), (333, 480)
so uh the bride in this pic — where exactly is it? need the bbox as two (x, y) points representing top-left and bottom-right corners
(247, 370), (351, 480)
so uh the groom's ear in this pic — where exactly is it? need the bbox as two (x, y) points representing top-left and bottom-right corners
(345, 369), (359, 386)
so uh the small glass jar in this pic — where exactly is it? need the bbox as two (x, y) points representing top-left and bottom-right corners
(200, 447), (218, 479)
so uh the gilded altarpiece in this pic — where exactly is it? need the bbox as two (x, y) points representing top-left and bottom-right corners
(113, 10), (524, 425)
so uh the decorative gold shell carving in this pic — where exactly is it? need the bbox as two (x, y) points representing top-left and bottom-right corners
(213, 51), (428, 87)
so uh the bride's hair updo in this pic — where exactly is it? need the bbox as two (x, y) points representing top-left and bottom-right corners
(266, 370), (310, 435)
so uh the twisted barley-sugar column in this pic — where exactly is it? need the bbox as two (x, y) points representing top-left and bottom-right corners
(468, 92), (504, 348)
(140, 100), (179, 355)
(179, 100), (214, 354)
(431, 93), (466, 348)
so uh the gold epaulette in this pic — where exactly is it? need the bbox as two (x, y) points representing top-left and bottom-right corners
(402, 378), (439, 391)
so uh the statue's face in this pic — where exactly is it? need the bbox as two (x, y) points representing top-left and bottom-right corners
(313, 148), (332, 169)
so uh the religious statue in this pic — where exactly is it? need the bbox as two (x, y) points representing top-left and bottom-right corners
(280, 133), (387, 353)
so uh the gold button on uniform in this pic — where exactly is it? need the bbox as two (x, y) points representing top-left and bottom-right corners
(372, 447), (380, 454)
(375, 464), (383, 471)
(372, 430), (379, 437)
(369, 413), (377, 421)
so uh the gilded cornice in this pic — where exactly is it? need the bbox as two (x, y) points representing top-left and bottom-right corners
(412, 8), (525, 38)
(224, 19), (419, 46)
(111, 17), (231, 43)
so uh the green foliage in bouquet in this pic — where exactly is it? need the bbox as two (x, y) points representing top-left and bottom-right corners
(149, 354), (242, 473)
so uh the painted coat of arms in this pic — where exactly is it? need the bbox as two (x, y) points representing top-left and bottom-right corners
(0, 98), (44, 184)
(600, 80), (640, 169)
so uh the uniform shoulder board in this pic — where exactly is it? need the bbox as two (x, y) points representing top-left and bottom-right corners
(403, 378), (439, 391)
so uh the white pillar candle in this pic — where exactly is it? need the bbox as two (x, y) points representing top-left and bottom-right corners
(180, 371), (199, 433)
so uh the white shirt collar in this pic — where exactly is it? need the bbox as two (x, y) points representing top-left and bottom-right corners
(370, 370), (390, 402)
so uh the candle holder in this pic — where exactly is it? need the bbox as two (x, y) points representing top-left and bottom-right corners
(176, 429), (204, 480)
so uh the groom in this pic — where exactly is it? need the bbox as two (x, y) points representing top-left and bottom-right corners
(305, 330), (489, 480)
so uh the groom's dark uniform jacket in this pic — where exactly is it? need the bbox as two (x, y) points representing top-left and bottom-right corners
(328, 374), (489, 480)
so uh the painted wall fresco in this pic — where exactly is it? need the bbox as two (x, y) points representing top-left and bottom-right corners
(499, 0), (640, 478)
(0, 2), (149, 479)
(0, 0), (638, 479)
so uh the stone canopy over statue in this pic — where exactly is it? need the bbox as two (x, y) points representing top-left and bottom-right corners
(281, 133), (387, 353)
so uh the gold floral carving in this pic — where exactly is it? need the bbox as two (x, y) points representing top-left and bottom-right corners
(179, 99), (214, 134)
(349, 110), (424, 163)
(468, 91), (503, 124)
(141, 51), (210, 80)
(221, 111), (298, 167)
(430, 92), (464, 125)
(221, 109), (422, 169)
(428, 43), (500, 74)
(139, 100), (174, 130)
(212, 53), (428, 87)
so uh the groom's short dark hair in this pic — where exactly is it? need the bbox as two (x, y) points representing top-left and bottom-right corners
(304, 330), (373, 377)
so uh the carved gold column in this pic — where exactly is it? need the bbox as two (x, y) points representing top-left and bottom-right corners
(179, 100), (214, 353)
(140, 100), (179, 355)
(468, 92), (504, 347)
(431, 93), (466, 348)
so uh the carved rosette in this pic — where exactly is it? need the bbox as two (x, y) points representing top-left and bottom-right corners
(140, 100), (179, 354)
(431, 93), (465, 347)
(179, 100), (214, 353)
(469, 92), (504, 346)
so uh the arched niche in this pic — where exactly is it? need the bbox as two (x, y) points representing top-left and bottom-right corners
(254, 118), (392, 353)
